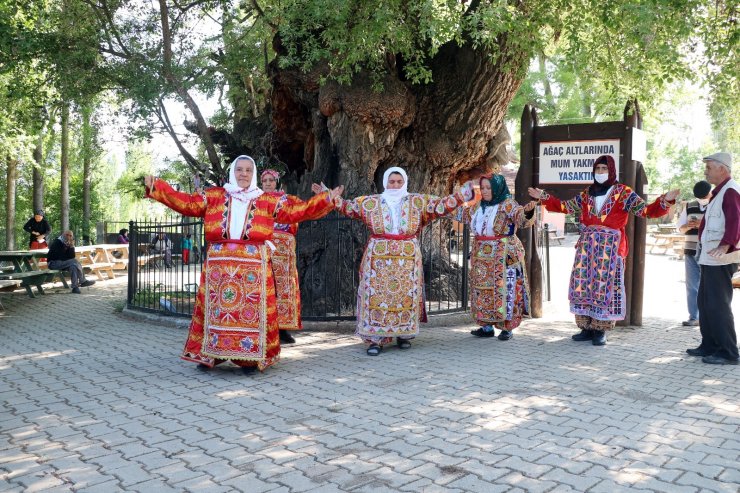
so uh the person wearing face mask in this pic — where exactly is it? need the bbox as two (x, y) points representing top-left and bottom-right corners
(676, 180), (713, 327)
(144, 156), (343, 374)
(456, 174), (537, 340)
(260, 169), (302, 345)
(333, 166), (478, 356)
(529, 155), (680, 346)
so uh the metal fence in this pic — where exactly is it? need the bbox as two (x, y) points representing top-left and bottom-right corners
(127, 214), (471, 320)
(537, 223), (552, 302)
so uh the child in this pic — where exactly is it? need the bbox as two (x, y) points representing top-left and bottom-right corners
(181, 233), (193, 265)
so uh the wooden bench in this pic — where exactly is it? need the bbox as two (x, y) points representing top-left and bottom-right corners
(0, 279), (22, 310)
(137, 254), (164, 268)
(0, 270), (60, 298)
(84, 262), (116, 280)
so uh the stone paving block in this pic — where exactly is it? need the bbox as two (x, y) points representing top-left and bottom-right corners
(540, 467), (600, 490)
(496, 455), (553, 479)
(110, 462), (162, 487)
(676, 470), (736, 491)
(126, 478), (183, 493)
(496, 471), (558, 491)
(70, 479), (122, 493)
(221, 472), (281, 493)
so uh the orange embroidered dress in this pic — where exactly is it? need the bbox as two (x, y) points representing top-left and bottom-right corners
(335, 189), (472, 344)
(146, 179), (332, 370)
(271, 198), (302, 330)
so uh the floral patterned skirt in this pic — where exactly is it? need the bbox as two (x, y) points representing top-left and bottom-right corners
(181, 241), (280, 370)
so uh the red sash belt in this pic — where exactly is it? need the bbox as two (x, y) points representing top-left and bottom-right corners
(371, 233), (417, 240)
(476, 234), (511, 241)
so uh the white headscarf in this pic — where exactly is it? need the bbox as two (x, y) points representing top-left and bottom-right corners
(224, 155), (263, 202)
(381, 166), (409, 207)
(381, 166), (409, 234)
(224, 155), (262, 239)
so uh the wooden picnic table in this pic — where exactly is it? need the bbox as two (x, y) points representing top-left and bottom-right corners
(0, 250), (68, 297)
(648, 233), (685, 258)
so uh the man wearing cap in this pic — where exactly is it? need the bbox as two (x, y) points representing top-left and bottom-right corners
(23, 210), (51, 250)
(687, 152), (740, 365)
(676, 180), (712, 327)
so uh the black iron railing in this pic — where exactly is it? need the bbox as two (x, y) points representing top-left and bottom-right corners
(127, 214), (471, 320)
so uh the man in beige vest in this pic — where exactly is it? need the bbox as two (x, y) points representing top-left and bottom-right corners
(687, 152), (739, 365)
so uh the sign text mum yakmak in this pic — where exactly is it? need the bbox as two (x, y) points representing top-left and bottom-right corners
(538, 139), (620, 184)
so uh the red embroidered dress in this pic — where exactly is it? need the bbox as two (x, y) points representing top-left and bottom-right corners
(541, 184), (671, 320)
(271, 192), (302, 330)
(146, 179), (332, 370)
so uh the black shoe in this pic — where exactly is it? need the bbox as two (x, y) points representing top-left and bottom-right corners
(80, 279), (96, 287)
(196, 363), (211, 371)
(471, 328), (495, 338)
(241, 366), (258, 375)
(366, 344), (382, 356)
(686, 347), (709, 357)
(702, 355), (739, 365)
(71, 287), (81, 294)
(396, 337), (411, 350)
(572, 329), (593, 341)
(279, 330), (296, 344)
(497, 330), (513, 341)
(592, 330), (607, 346)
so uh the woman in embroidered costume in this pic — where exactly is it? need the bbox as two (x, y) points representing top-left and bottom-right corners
(334, 166), (477, 356)
(260, 169), (302, 345)
(457, 174), (537, 341)
(529, 155), (679, 346)
(144, 156), (341, 373)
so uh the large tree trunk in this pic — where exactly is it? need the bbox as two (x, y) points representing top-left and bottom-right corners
(60, 102), (70, 232)
(265, 40), (525, 315)
(5, 154), (17, 250)
(32, 131), (45, 214)
(81, 103), (93, 244)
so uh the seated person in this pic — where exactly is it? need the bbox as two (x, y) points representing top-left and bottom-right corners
(117, 228), (129, 244)
(151, 232), (174, 268)
(47, 231), (96, 294)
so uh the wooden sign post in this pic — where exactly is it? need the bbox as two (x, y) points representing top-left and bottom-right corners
(515, 100), (647, 326)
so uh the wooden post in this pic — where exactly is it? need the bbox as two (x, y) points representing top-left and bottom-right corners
(631, 164), (648, 326)
(618, 101), (638, 326)
(516, 105), (542, 317)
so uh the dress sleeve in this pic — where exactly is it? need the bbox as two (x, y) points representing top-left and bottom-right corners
(621, 187), (673, 219)
(146, 179), (207, 218)
(334, 196), (366, 220)
(541, 191), (584, 215)
(421, 190), (473, 225)
(505, 199), (536, 228)
(274, 192), (333, 224)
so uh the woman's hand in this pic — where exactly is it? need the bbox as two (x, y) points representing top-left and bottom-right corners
(664, 189), (680, 202)
(144, 175), (155, 189)
(327, 185), (344, 201)
(312, 182), (328, 195)
(523, 200), (538, 212)
(528, 187), (544, 200)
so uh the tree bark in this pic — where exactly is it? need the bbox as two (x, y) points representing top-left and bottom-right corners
(60, 102), (70, 233)
(32, 130), (45, 214)
(5, 154), (17, 250)
(81, 103), (93, 244)
(264, 38), (525, 314)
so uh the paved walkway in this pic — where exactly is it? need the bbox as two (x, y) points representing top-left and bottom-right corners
(0, 245), (738, 493)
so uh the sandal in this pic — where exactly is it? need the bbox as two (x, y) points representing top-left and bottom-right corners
(366, 344), (382, 356)
(396, 337), (411, 350)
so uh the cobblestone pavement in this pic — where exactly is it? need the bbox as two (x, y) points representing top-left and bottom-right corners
(0, 245), (738, 493)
